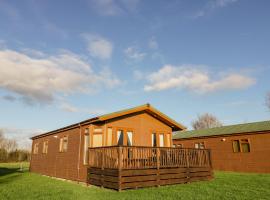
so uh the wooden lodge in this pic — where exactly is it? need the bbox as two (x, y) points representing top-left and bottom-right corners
(30, 104), (213, 190)
(173, 120), (270, 173)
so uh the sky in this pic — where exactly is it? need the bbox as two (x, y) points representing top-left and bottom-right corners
(0, 0), (270, 148)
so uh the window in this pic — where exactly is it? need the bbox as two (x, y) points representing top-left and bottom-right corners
(83, 128), (90, 165)
(117, 130), (124, 146)
(176, 144), (183, 148)
(159, 134), (164, 147)
(240, 139), (250, 153)
(59, 136), (68, 152)
(166, 134), (171, 147)
(233, 139), (250, 153)
(232, 140), (240, 153)
(42, 141), (48, 154)
(195, 142), (205, 149)
(33, 143), (39, 154)
(107, 128), (113, 146)
(127, 131), (133, 146)
(152, 133), (157, 147)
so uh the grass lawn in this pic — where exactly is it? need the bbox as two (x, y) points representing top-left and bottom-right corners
(0, 163), (270, 200)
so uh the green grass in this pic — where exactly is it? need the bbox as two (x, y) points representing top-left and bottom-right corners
(0, 163), (270, 200)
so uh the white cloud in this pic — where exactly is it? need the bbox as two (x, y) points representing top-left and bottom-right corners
(0, 49), (120, 104)
(192, 0), (239, 18)
(148, 37), (158, 50)
(59, 102), (106, 116)
(212, 0), (238, 8)
(83, 34), (113, 60)
(124, 46), (146, 61)
(60, 103), (79, 113)
(144, 65), (255, 93)
(1, 127), (45, 149)
(89, 0), (140, 16)
(133, 70), (144, 80)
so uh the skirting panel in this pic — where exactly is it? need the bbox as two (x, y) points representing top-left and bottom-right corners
(87, 167), (213, 191)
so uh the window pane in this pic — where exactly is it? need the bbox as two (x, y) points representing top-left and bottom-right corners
(152, 133), (157, 147)
(166, 134), (170, 147)
(117, 130), (124, 146)
(159, 134), (164, 147)
(232, 140), (240, 152)
(127, 131), (133, 146)
(84, 135), (89, 164)
(199, 142), (205, 149)
(195, 143), (199, 149)
(107, 128), (113, 146)
(241, 143), (250, 153)
(63, 137), (68, 152)
(93, 134), (103, 147)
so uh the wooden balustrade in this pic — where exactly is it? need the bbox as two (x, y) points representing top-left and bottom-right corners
(88, 146), (211, 169)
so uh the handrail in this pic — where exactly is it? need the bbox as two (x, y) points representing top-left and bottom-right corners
(88, 146), (211, 169)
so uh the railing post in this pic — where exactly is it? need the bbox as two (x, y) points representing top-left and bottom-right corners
(185, 149), (190, 183)
(118, 146), (122, 191)
(156, 147), (160, 187)
(101, 148), (104, 188)
(208, 149), (212, 168)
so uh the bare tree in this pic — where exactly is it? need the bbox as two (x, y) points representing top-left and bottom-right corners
(0, 130), (4, 148)
(192, 113), (223, 130)
(4, 139), (18, 153)
(266, 92), (270, 111)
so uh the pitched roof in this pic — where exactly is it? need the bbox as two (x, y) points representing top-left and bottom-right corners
(31, 104), (186, 139)
(173, 120), (270, 140)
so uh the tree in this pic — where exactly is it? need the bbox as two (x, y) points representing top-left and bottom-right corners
(192, 113), (223, 130)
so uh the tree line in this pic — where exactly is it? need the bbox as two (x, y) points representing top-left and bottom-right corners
(0, 131), (30, 162)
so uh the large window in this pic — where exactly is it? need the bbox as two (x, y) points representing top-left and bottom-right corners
(117, 130), (124, 146)
(107, 128), (113, 146)
(159, 134), (164, 147)
(127, 131), (133, 146)
(152, 133), (157, 147)
(42, 141), (48, 154)
(232, 140), (240, 153)
(83, 128), (89, 165)
(233, 139), (250, 153)
(195, 142), (205, 149)
(166, 134), (171, 147)
(59, 136), (68, 152)
(33, 143), (39, 154)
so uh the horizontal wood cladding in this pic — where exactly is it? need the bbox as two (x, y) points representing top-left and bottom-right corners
(87, 167), (213, 191)
(173, 132), (270, 173)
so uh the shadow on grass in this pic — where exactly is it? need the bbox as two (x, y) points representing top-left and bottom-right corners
(0, 167), (25, 184)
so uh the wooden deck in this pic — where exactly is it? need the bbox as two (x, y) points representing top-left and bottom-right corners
(87, 146), (213, 190)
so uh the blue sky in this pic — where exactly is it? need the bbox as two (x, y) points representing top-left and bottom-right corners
(0, 0), (270, 148)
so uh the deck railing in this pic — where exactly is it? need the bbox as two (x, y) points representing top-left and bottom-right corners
(88, 146), (211, 169)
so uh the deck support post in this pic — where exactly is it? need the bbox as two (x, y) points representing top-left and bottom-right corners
(156, 147), (160, 187)
(118, 146), (123, 191)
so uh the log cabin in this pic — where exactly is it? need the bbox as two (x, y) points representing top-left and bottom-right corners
(173, 120), (270, 173)
(30, 104), (213, 190)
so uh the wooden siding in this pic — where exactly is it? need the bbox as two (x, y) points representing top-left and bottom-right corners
(173, 131), (270, 173)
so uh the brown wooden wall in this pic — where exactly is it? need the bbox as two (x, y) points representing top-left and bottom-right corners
(173, 131), (270, 173)
(30, 125), (89, 182)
